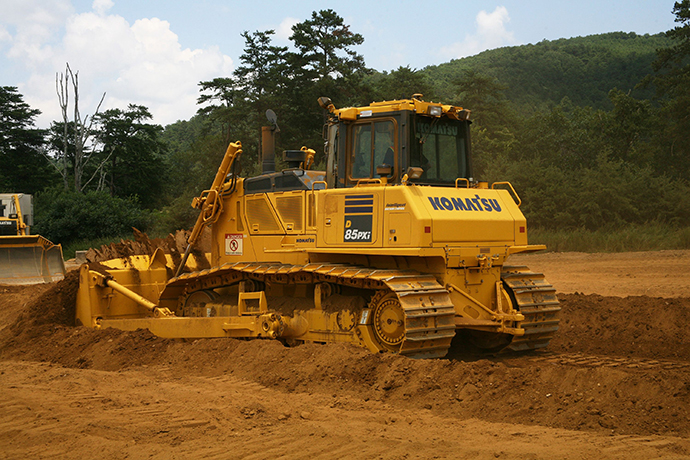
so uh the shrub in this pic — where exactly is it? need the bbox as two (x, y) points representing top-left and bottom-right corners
(33, 187), (150, 248)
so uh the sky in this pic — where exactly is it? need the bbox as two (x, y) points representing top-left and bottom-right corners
(0, 0), (679, 128)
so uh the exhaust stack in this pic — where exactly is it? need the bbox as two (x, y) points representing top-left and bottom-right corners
(261, 109), (279, 174)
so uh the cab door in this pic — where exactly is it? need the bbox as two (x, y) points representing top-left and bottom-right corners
(347, 118), (398, 186)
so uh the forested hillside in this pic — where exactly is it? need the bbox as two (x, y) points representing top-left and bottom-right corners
(424, 32), (672, 109)
(2, 5), (689, 255)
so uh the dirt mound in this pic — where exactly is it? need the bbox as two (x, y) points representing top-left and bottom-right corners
(0, 284), (53, 331)
(1, 277), (690, 437)
(3, 251), (690, 458)
(551, 293), (690, 361)
(4, 325), (688, 437)
(8, 270), (79, 330)
(0, 271), (80, 356)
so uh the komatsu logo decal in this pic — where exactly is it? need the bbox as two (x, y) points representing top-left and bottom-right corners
(428, 195), (502, 212)
(344, 194), (373, 242)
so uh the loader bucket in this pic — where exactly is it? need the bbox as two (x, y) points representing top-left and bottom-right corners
(0, 235), (66, 285)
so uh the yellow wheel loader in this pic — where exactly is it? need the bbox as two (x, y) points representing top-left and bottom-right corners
(0, 194), (66, 285)
(76, 96), (559, 358)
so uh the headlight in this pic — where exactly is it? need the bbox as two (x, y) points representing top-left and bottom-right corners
(428, 105), (442, 117)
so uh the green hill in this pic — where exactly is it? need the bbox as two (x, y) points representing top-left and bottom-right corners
(423, 32), (672, 110)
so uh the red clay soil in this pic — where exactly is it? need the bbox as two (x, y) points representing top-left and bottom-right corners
(1, 251), (690, 459)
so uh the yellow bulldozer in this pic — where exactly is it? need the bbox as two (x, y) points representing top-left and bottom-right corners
(0, 193), (66, 285)
(76, 95), (559, 358)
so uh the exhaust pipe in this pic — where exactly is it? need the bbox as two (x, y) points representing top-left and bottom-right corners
(261, 126), (275, 173)
(261, 109), (279, 174)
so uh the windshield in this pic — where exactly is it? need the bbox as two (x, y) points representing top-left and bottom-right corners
(410, 116), (469, 183)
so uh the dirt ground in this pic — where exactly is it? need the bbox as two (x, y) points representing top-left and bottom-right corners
(1, 250), (690, 460)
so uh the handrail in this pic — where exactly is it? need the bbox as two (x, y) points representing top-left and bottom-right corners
(491, 181), (522, 207)
(355, 178), (383, 187)
(312, 180), (327, 190)
(455, 178), (470, 189)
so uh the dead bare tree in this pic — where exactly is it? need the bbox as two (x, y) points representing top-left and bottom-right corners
(54, 63), (109, 192)
(55, 68), (70, 191)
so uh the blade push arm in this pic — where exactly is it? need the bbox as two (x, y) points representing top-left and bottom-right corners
(11, 195), (26, 236)
(175, 141), (243, 277)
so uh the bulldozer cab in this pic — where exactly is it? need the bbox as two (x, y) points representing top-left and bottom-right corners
(322, 96), (473, 188)
(0, 193), (32, 235)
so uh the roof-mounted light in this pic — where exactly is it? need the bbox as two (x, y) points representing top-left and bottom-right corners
(428, 105), (442, 117)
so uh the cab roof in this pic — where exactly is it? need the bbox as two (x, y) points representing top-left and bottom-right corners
(331, 97), (470, 122)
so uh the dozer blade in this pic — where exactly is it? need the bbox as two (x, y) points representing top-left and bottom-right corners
(0, 235), (66, 285)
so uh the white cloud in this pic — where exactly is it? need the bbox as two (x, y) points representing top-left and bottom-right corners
(439, 6), (516, 60)
(275, 17), (299, 41)
(92, 0), (114, 16)
(0, 0), (72, 25)
(3, 1), (233, 127)
(3, 0), (73, 66)
(0, 25), (11, 43)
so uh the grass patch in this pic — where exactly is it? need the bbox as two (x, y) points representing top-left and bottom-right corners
(529, 223), (690, 253)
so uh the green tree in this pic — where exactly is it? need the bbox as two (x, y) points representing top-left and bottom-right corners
(452, 69), (514, 128)
(285, 10), (369, 161)
(197, 77), (238, 143)
(234, 30), (288, 101)
(231, 29), (289, 167)
(647, 0), (690, 180)
(154, 115), (233, 234)
(365, 66), (435, 102)
(34, 187), (149, 247)
(198, 30), (289, 173)
(599, 89), (656, 166)
(451, 70), (518, 180)
(93, 104), (166, 207)
(289, 9), (365, 81)
(426, 32), (671, 110)
(197, 13), (368, 174)
(0, 86), (57, 194)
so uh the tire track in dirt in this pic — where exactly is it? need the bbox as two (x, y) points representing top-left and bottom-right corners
(2, 361), (689, 460)
(527, 352), (690, 371)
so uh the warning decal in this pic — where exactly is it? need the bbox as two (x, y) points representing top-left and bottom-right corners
(225, 233), (243, 255)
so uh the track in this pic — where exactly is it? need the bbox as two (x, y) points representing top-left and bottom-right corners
(374, 275), (456, 358)
(162, 262), (457, 358)
(501, 265), (561, 351)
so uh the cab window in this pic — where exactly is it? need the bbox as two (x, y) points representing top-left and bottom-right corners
(350, 120), (395, 180)
(411, 117), (469, 183)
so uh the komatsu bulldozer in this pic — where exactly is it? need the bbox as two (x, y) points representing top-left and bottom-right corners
(0, 193), (66, 284)
(76, 95), (559, 358)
